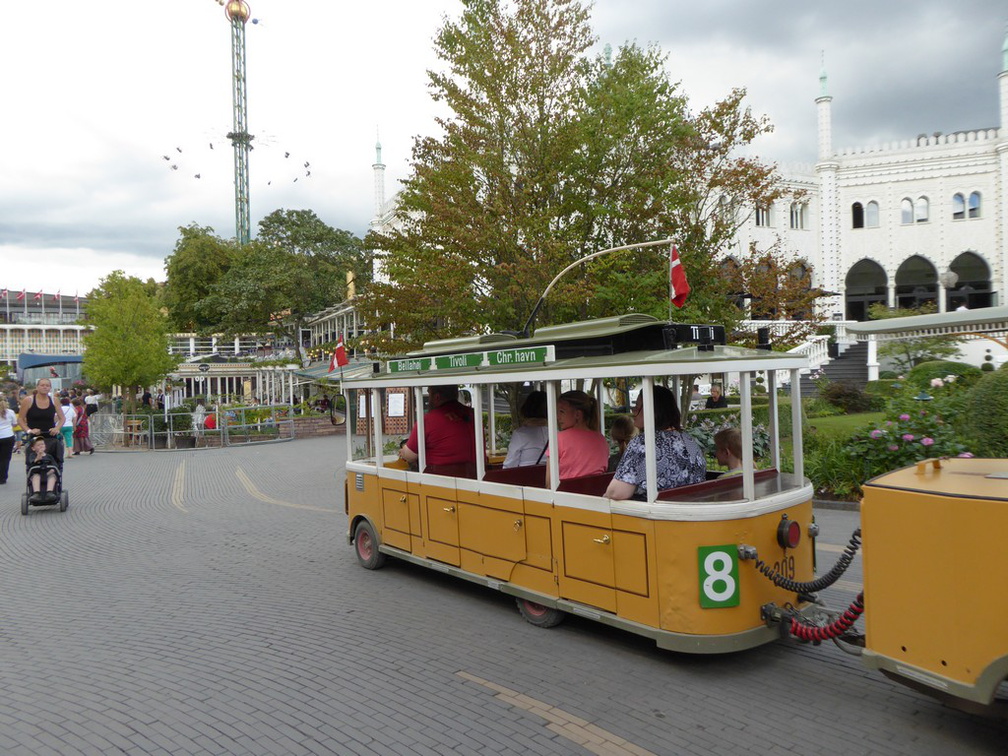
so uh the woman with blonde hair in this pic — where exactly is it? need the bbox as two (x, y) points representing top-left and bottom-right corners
(17, 378), (65, 465)
(545, 390), (609, 486)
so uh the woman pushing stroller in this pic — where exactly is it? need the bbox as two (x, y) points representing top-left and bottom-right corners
(17, 378), (65, 443)
(17, 379), (67, 513)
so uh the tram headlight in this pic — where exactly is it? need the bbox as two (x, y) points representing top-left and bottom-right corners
(777, 515), (801, 550)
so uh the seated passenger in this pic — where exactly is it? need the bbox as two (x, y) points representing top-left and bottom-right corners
(605, 385), (706, 500)
(607, 414), (636, 472)
(705, 384), (728, 409)
(503, 390), (548, 469)
(26, 436), (58, 503)
(545, 390), (608, 486)
(399, 385), (477, 473)
(714, 427), (743, 475)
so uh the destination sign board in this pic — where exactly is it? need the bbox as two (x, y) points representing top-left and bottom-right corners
(387, 345), (555, 374)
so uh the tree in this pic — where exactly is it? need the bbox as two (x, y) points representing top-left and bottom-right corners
(199, 209), (367, 362)
(361, 0), (797, 355)
(867, 302), (962, 372)
(163, 224), (239, 332)
(83, 271), (180, 411)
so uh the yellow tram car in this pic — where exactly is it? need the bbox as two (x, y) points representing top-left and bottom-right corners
(342, 314), (823, 653)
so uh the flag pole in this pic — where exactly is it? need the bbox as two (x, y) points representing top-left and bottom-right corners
(668, 243), (673, 322)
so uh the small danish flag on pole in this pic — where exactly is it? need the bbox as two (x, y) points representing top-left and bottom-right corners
(669, 244), (691, 308)
(16, 290), (25, 301)
(328, 336), (349, 373)
(33, 291), (43, 301)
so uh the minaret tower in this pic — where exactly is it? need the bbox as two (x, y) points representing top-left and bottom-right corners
(372, 134), (386, 221)
(815, 57), (842, 314)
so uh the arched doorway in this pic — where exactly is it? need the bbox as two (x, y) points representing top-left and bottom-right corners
(895, 255), (937, 310)
(845, 259), (887, 321)
(948, 251), (992, 310)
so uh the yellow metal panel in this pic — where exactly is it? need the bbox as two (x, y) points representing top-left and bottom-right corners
(654, 503), (814, 635)
(612, 515), (659, 627)
(509, 563), (557, 596)
(458, 502), (527, 562)
(559, 509), (616, 613)
(460, 550), (517, 582)
(381, 488), (411, 534)
(862, 474), (1008, 687)
(522, 514), (553, 572)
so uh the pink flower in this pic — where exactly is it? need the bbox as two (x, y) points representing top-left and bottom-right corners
(930, 378), (944, 388)
(869, 429), (884, 439)
(902, 434), (915, 441)
(899, 414), (910, 421)
(885, 421), (893, 426)
(921, 437), (934, 446)
(958, 452), (974, 458)
(888, 444), (899, 451)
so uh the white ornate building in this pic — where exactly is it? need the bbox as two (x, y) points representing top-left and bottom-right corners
(733, 33), (1008, 321)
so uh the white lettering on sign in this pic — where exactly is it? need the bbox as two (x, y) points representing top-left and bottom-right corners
(449, 355), (468, 368)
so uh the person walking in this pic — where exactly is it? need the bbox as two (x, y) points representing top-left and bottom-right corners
(0, 397), (18, 483)
(71, 398), (95, 455)
(59, 396), (75, 457)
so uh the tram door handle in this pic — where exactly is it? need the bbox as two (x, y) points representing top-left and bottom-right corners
(513, 519), (523, 531)
(593, 534), (611, 545)
(443, 505), (456, 513)
(399, 496), (407, 503)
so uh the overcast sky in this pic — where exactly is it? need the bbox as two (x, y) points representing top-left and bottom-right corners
(1, 0), (1004, 296)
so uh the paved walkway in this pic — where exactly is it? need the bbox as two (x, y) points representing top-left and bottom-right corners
(0, 438), (1004, 755)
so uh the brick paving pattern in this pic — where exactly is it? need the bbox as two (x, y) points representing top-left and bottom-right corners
(0, 438), (1004, 754)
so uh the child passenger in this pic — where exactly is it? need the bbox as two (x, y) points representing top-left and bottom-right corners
(714, 427), (743, 475)
(27, 437), (58, 503)
(608, 414), (636, 471)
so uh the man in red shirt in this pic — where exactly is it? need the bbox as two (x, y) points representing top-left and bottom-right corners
(399, 385), (477, 475)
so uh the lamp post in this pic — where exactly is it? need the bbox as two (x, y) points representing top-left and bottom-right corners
(213, 0), (253, 245)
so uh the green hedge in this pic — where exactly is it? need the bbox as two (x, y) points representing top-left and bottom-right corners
(905, 360), (982, 390)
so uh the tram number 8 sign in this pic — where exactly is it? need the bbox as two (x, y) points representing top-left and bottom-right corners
(697, 545), (740, 608)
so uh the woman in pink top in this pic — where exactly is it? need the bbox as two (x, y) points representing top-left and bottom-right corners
(545, 390), (609, 486)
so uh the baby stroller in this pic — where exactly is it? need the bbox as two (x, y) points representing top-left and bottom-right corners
(21, 435), (68, 515)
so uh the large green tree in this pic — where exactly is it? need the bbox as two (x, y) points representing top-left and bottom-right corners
(162, 223), (239, 332)
(361, 0), (797, 352)
(83, 271), (180, 409)
(198, 209), (367, 362)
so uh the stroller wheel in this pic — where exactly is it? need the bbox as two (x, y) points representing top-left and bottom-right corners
(21, 493), (28, 516)
(59, 490), (68, 512)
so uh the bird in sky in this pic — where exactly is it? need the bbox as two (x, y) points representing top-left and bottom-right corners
(171, 165), (178, 171)
(176, 147), (182, 153)
(162, 155), (170, 161)
(194, 174), (201, 179)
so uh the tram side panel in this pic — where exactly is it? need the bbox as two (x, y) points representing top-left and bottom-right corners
(652, 502), (815, 639)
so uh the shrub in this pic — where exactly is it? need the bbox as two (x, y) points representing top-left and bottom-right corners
(878, 370), (899, 380)
(842, 409), (970, 489)
(818, 380), (883, 413)
(803, 398), (844, 418)
(684, 413), (770, 460)
(905, 360), (981, 390)
(963, 369), (1008, 457)
(803, 432), (864, 501)
(981, 362), (995, 372)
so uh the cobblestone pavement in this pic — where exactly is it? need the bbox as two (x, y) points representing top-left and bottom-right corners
(0, 438), (1004, 755)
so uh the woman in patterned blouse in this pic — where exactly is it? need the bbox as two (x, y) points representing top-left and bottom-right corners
(604, 385), (706, 500)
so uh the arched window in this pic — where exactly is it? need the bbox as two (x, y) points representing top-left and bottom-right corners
(900, 198), (914, 225)
(895, 255), (937, 309)
(789, 202), (806, 230)
(952, 193), (965, 220)
(845, 259), (888, 321)
(721, 257), (745, 309)
(948, 250), (992, 309)
(851, 202), (864, 229)
(914, 197), (929, 223)
(755, 205), (771, 227)
(865, 201), (879, 228)
(968, 191), (981, 219)
(718, 195), (734, 223)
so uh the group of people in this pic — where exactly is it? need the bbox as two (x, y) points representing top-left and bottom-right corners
(0, 378), (98, 492)
(399, 383), (745, 501)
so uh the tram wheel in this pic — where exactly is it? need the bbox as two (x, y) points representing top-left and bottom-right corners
(516, 598), (565, 628)
(21, 494), (28, 516)
(354, 520), (386, 570)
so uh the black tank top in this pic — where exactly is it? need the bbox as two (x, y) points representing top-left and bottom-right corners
(25, 393), (57, 431)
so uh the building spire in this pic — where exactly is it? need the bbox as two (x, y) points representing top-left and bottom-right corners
(375, 127), (383, 166)
(1002, 25), (1008, 72)
(819, 50), (828, 97)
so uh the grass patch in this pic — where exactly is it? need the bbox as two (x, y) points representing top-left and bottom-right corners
(805, 412), (884, 440)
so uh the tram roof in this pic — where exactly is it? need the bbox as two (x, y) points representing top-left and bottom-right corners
(342, 313), (808, 388)
(846, 305), (1008, 342)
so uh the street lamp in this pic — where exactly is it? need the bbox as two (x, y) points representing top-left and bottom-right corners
(938, 269), (959, 312)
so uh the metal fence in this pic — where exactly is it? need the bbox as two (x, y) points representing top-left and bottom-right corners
(89, 405), (294, 450)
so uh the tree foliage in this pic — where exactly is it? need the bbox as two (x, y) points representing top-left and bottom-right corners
(867, 302), (962, 372)
(83, 271), (180, 407)
(360, 0), (801, 353)
(196, 209), (367, 360)
(163, 223), (239, 332)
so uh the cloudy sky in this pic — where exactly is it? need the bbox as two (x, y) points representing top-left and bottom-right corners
(1, 0), (1004, 296)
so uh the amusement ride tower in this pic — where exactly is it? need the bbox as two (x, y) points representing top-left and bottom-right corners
(214, 0), (253, 244)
